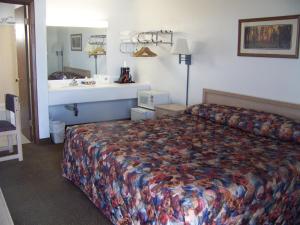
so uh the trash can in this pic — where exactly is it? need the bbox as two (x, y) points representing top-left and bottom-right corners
(49, 121), (66, 144)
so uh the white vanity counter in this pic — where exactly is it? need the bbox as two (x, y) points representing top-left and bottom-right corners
(48, 80), (150, 106)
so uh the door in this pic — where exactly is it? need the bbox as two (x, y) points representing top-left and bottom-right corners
(15, 6), (32, 141)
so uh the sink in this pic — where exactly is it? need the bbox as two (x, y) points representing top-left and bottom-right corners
(48, 79), (118, 91)
(48, 81), (151, 106)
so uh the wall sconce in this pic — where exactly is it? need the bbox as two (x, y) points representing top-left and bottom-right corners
(171, 38), (192, 106)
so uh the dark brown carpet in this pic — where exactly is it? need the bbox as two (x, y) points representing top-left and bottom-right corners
(0, 143), (112, 225)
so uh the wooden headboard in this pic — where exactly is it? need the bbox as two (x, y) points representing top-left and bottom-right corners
(64, 67), (91, 78)
(203, 89), (300, 121)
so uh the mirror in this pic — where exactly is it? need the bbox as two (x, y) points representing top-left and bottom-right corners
(47, 26), (107, 80)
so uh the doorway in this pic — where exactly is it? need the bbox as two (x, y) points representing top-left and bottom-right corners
(0, 0), (39, 143)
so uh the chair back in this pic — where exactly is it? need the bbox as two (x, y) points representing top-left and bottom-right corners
(0, 94), (23, 162)
(4, 94), (21, 130)
(5, 94), (17, 113)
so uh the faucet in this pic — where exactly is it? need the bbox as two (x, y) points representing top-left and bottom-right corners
(69, 78), (78, 86)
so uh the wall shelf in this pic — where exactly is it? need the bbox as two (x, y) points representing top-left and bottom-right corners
(120, 30), (173, 54)
(88, 35), (107, 46)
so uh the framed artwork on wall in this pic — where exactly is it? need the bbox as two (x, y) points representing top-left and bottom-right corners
(238, 15), (300, 58)
(71, 34), (82, 51)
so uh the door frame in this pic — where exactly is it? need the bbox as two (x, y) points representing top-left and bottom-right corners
(0, 0), (39, 143)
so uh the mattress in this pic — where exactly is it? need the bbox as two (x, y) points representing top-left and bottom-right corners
(62, 106), (300, 225)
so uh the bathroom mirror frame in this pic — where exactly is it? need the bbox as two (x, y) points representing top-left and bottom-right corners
(47, 25), (107, 81)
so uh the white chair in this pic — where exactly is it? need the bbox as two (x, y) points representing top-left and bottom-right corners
(0, 94), (23, 162)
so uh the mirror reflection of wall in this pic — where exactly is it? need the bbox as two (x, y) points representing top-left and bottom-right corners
(47, 26), (107, 80)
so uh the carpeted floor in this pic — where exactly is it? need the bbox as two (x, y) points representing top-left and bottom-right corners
(0, 143), (112, 225)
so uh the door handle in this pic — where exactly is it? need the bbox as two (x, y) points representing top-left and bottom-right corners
(16, 77), (20, 82)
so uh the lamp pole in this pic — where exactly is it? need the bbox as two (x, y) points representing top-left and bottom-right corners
(172, 38), (192, 106)
(186, 63), (190, 106)
(179, 54), (192, 106)
(94, 55), (98, 74)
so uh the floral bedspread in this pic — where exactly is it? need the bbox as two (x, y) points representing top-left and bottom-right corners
(62, 114), (300, 225)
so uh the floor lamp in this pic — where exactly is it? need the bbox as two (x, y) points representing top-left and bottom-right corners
(85, 43), (106, 75)
(92, 54), (99, 74)
(172, 39), (192, 107)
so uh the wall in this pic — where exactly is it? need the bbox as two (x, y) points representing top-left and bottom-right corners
(49, 100), (137, 125)
(0, 3), (19, 103)
(37, 0), (299, 138)
(47, 26), (107, 75)
(132, 0), (300, 105)
(35, 0), (49, 139)
(0, 3), (15, 19)
(0, 25), (18, 103)
(35, 0), (136, 138)
(46, 26), (59, 75)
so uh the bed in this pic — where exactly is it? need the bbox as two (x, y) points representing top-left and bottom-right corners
(48, 67), (91, 80)
(62, 89), (300, 225)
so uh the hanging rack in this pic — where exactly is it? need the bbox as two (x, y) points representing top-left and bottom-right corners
(120, 30), (173, 54)
(137, 30), (173, 45)
(88, 35), (107, 46)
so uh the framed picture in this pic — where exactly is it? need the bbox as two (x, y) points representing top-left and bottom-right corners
(71, 34), (82, 51)
(238, 15), (300, 58)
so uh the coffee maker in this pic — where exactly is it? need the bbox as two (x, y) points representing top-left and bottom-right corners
(116, 62), (134, 83)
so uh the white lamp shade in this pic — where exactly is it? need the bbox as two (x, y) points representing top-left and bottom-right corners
(171, 38), (190, 55)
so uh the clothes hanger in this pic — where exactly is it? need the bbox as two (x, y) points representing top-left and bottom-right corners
(133, 47), (157, 57)
(132, 33), (157, 57)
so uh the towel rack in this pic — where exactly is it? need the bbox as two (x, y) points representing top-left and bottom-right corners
(88, 35), (107, 46)
(120, 30), (173, 54)
(137, 30), (173, 45)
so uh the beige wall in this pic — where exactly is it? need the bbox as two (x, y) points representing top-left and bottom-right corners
(0, 25), (18, 104)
